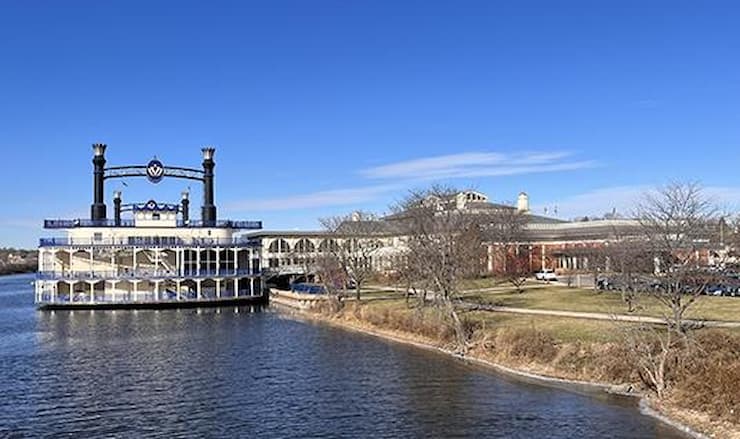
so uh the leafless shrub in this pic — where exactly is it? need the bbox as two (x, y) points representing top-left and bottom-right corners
(621, 324), (682, 399)
(320, 211), (384, 301)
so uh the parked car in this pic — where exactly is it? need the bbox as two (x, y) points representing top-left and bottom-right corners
(535, 269), (557, 281)
(290, 283), (326, 294)
(705, 284), (726, 296)
(597, 276), (618, 291)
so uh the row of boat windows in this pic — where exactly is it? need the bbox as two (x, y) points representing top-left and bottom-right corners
(91, 235), (246, 246)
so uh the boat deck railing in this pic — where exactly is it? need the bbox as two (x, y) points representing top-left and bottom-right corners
(37, 268), (263, 281)
(36, 290), (261, 305)
(44, 219), (262, 230)
(39, 237), (262, 248)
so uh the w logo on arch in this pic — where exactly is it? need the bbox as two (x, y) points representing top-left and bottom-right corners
(146, 159), (165, 183)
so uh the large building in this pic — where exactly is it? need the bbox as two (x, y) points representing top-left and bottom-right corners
(250, 190), (655, 285)
(35, 145), (264, 309)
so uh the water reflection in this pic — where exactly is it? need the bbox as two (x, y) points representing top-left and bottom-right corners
(0, 274), (689, 438)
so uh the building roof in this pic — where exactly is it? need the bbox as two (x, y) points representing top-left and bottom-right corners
(245, 230), (332, 238)
(523, 219), (642, 242)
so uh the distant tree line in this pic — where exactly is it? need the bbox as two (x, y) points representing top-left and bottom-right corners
(0, 248), (37, 275)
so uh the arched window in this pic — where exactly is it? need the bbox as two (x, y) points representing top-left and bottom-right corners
(318, 239), (339, 253)
(294, 238), (316, 253)
(268, 239), (290, 253)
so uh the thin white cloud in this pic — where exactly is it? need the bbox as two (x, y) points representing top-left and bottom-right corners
(225, 150), (596, 212)
(361, 151), (592, 180)
(361, 152), (507, 179)
(424, 160), (597, 180)
(704, 187), (740, 214)
(534, 185), (740, 220)
(532, 185), (649, 219)
(224, 184), (403, 212)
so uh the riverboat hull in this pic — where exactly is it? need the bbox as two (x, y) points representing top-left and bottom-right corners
(38, 294), (268, 311)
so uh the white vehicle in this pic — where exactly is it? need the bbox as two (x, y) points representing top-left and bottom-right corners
(535, 269), (558, 281)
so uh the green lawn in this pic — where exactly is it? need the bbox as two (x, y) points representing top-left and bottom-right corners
(468, 285), (740, 322)
(458, 277), (510, 291)
(364, 279), (740, 323)
(356, 298), (633, 343)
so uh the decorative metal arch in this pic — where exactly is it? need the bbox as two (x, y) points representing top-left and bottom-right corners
(104, 165), (205, 182)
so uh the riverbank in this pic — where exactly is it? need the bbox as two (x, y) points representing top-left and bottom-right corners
(271, 291), (739, 439)
(0, 249), (36, 276)
(0, 265), (35, 276)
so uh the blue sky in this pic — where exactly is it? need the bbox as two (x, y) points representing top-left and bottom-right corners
(1, 1), (739, 247)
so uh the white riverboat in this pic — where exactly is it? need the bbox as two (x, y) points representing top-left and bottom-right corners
(35, 144), (265, 309)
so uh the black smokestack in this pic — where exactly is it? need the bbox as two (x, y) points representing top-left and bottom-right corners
(113, 191), (122, 226)
(91, 143), (107, 221)
(201, 147), (216, 225)
(181, 191), (190, 223)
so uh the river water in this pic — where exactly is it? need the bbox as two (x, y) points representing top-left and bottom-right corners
(0, 273), (688, 438)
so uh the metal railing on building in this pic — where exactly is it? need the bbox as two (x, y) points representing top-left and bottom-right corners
(37, 268), (263, 281)
(39, 237), (262, 248)
(44, 219), (262, 230)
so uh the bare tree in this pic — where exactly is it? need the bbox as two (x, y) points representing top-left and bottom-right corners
(635, 181), (720, 335)
(486, 207), (530, 293)
(504, 250), (530, 293)
(314, 252), (348, 301)
(722, 215), (740, 269)
(392, 186), (489, 349)
(621, 182), (722, 399)
(603, 238), (653, 312)
(623, 323), (679, 399)
(396, 243), (433, 306)
(394, 186), (487, 300)
(320, 212), (383, 301)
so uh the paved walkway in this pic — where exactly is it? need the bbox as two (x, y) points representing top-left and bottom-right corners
(459, 302), (740, 328)
(366, 282), (562, 295)
(364, 284), (740, 328)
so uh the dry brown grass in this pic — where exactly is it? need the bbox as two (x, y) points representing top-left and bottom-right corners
(338, 302), (637, 384)
(550, 342), (638, 384)
(670, 330), (740, 424)
(490, 326), (559, 363)
(354, 303), (458, 343)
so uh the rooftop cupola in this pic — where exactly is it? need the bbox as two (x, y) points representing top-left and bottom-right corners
(517, 192), (530, 213)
